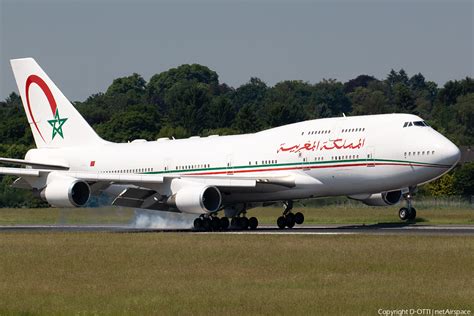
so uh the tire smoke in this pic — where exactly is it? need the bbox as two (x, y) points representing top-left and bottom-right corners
(131, 209), (195, 229)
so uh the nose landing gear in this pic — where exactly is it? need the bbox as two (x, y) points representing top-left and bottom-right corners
(277, 200), (305, 229)
(399, 190), (417, 221)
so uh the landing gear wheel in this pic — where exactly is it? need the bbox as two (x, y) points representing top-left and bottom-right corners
(230, 217), (238, 228)
(220, 217), (230, 230)
(285, 213), (295, 228)
(211, 217), (221, 231)
(294, 212), (304, 225)
(408, 208), (417, 220)
(277, 216), (286, 229)
(202, 217), (212, 231)
(240, 217), (249, 230)
(193, 218), (203, 230)
(399, 207), (409, 221)
(249, 217), (258, 230)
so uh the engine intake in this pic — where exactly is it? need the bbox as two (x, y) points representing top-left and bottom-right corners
(168, 185), (222, 214)
(41, 177), (91, 207)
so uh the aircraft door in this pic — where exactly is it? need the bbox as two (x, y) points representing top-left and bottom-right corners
(366, 147), (375, 167)
(226, 155), (234, 175)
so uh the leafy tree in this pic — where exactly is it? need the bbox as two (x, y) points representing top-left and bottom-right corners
(165, 81), (212, 134)
(409, 73), (427, 91)
(262, 80), (312, 126)
(231, 77), (268, 110)
(453, 162), (474, 196)
(387, 69), (409, 87)
(233, 104), (265, 133)
(204, 96), (237, 130)
(156, 126), (190, 139)
(392, 83), (415, 112)
(106, 73), (146, 98)
(423, 173), (457, 197)
(438, 78), (474, 106)
(312, 79), (352, 117)
(452, 93), (474, 145)
(96, 108), (159, 142)
(349, 88), (391, 115)
(200, 127), (240, 136)
(148, 64), (219, 110)
(344, 75), (377, 93)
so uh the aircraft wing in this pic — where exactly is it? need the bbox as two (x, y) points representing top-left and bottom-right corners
(0, 164), (295, 190)
(0, 157), (69, 170)
(1, 164), (300, 212)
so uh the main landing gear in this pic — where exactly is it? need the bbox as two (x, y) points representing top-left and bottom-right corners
(193, 213), (259, 231)
(399, 190), (417, 221)
(193, 215), (230, 231)
(277, 201), (305, 229)
(231, 215), (259, 230)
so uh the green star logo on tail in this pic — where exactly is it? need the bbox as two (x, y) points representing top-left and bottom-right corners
(48, 109), (68, 140)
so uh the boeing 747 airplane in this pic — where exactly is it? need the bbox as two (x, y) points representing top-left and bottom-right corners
(0, 58), (461, 230)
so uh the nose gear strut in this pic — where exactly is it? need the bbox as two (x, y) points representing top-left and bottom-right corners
(399, 187), (417, 221)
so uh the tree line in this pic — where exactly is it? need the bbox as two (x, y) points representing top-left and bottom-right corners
(0, 64), (473, 206)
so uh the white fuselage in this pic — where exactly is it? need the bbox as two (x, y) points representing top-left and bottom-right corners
(25, 113), (460, 205)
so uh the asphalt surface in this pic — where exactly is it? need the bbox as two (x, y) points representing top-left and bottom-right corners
(0, 223), (474, 235)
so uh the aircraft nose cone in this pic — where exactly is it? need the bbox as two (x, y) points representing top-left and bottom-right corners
(438, 139), (461, 167)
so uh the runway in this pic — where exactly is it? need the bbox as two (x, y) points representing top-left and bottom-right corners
(1, 223), (474, 235)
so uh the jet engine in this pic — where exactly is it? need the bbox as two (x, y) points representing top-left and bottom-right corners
(350, 190), (403, 206)
(40, 177), (91, 207)
(167, 185), (222, 214)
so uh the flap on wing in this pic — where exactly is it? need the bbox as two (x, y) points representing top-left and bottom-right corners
(112, 187), (177, 212)
(67, 172), (164, 184)
(179, 176), (257, 188)
(180, 174), (295, 189)
(0, 167), (41, 177)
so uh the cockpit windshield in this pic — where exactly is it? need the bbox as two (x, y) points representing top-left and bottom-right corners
(403, 121), (429, 128)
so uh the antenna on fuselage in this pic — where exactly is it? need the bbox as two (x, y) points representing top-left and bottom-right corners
(342, 113), (346, 117)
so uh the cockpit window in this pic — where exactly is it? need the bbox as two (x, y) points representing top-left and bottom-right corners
(404, 121), (430, 128)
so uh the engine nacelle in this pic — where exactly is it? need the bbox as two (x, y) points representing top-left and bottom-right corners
(168, 185), (222, 214)
(41, 177), (91, 207)
(351, 190), (402, 206)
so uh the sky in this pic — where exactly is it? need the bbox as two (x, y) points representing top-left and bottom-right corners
(0, 0), (473, 102)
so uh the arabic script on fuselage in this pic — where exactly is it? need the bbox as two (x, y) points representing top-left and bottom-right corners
(277, 138), (365, 153)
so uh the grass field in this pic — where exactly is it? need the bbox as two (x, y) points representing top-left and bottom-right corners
(0, 203), (473, 226)
(0, 233), (473, 315)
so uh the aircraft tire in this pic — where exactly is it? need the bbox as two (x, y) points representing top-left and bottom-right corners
(408, 208), (417, 220)
(277, 216), (286, 229)
(249, 217), (258, 230)
(240, 217), (249, 230)
(202, 218), (212, 231)
(211, 217), (221, 231)
(294, 212), (304, 225)
(285, 213), (295, 228)
(220, 217), (230, 230)
(399, 207), (409, 221)
(193, 218), (203, 230)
